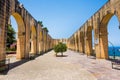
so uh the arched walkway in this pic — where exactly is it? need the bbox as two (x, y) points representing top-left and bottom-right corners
(9, 12), (26, 59)
(30, 26), (37, 55)
(85, 26), (93, 56)
(99, 13), (120, 59)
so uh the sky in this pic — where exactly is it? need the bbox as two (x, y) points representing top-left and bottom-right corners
(11, 0), (120, 46)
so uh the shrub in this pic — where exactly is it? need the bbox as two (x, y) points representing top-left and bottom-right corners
(54, 42), (67, 56)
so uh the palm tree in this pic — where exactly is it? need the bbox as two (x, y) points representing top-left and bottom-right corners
(38, 21), (43, 27)
(43, 27), (49, 33)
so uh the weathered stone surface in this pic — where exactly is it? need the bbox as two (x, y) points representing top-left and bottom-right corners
(0, 0), (54, 60)
(67, 0), (120, 59)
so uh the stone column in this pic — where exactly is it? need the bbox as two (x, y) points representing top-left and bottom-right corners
(46, 34), (48, 51)
(77, 31), (80, 52)
(94, 25), (101, 59)
(78, 30), (81, 52)
(25, 14), (30, 59)
(36, 24), (40, 54)
(16, 34), (25, 59)
(76, 33), (79, 52)
(74, 34), (77, 52)
(0, 0), (7, 60)
(97, 26), (108, 59)
(72, 37), (75, 51)
(79, 31), (84, 53)
(43, 30), (46, 52)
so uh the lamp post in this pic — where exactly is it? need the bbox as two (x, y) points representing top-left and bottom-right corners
(108, 41), (115, 60)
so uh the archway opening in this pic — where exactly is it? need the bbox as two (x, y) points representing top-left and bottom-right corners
(92, 30), (95, 56)
(108, 15), (120, 59)
(6, 13), (25, 62)
(86, 26), (94, 56)
(29, 26), (37, 55)
(100, 13), (120, 59)
(39, 31), (43, 54)
(6, 16), (17, 62)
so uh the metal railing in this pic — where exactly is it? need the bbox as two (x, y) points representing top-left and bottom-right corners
(108, 41), (116, 60)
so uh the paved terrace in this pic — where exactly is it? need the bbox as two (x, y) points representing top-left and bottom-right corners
(0, 50), (120, 80)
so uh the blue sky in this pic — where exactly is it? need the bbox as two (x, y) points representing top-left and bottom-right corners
(11, 0), (120, 46)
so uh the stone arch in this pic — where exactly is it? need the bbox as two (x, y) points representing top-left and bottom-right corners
(30, 25), (37, 54)
(9, 12), (26, 59)
(86, 26), (93, 56)
(99, 12), (120, 59)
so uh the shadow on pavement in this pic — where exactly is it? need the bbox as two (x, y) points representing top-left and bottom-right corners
(0, 49), (53, 75)
(56, 55), (68, 57)
(0, 59), (30, 75)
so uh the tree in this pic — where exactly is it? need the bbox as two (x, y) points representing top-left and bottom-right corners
(54, 42), (67, 56)
(38, 21), (48, 33)
(38, 21), (43, 27)
(43, 27), (49, 33)
(6, 24), (16, 50)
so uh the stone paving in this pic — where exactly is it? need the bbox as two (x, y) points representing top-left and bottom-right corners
(1, 50), (120, 80)
(0, 50), (96, 80)
(56, 50), (120, 80)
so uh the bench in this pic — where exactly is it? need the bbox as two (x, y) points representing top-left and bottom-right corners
(0, 59), (10, 72)
(29, 54), (35, 60)
(111, 59), (120, 69)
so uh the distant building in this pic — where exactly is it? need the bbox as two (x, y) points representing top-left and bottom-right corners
(10, 42), (17, 50)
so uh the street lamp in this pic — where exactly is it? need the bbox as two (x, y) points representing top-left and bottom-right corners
(108, 41), (115, 60)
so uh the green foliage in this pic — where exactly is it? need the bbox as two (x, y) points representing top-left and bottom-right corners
(6, 24), (16, 50)
(6, 47), (16, 51)
(54, 42), (67, 56)
(43, 27), (49, 33)
(38, 21), (43, 27)
(38, 21), (49, 33)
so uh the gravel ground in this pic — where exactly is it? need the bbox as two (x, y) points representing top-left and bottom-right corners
(0, 50), (96, 80)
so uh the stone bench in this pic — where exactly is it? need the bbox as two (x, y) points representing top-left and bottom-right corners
(111, 59), (120, 69)
(0, 59), (10, 72)
(29, 54), (35, 60)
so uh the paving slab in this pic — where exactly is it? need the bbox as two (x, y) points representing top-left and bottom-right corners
(56, 50), (120, 80)
(0, 50), (96, 80)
